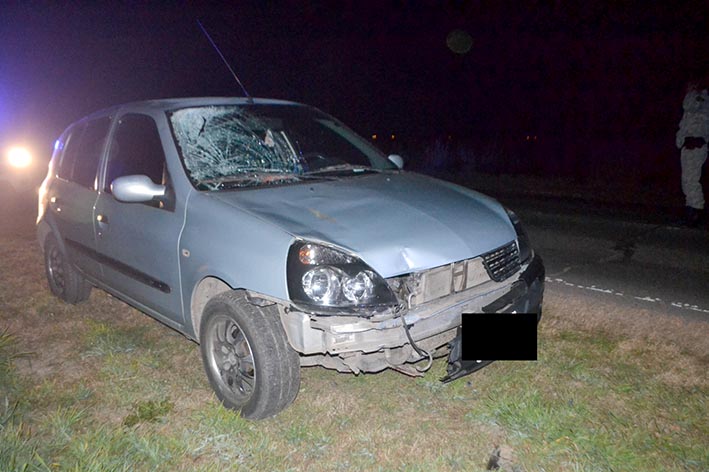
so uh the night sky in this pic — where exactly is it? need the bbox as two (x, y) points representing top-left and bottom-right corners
(2, 1), (708, 181)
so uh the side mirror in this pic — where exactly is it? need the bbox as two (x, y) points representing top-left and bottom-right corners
(388, 154), (404, 169)
(111, 175), (166, 203)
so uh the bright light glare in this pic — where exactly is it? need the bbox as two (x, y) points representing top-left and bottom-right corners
(7, 147), (32, 168)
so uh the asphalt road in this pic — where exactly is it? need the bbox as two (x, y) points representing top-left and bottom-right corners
(498, 195), (709, 322)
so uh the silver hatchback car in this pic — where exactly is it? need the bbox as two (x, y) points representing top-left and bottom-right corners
(37, 97), (544, 418)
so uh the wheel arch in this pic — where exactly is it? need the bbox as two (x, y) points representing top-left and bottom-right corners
(37, 219), (62, 254)
(190, 276), (233, 339)
(189, 276), (290, 341)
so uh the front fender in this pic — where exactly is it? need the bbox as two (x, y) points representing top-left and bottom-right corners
(179, 192), (295, 334)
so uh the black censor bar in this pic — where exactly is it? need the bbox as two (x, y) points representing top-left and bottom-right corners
(461, 312), (538, 361)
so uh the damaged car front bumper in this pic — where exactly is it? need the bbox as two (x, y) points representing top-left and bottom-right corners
(280, 253), (544, 377)
(442, 254), (544, 382)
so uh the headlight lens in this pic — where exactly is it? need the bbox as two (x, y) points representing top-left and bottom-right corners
(505, 208), (532, 263)
(341, 270), (375, 302)
(288, 242), (397, 311)
(302, 266), (343, 303)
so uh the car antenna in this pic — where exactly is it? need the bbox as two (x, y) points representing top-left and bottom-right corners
(197, 19), (254, 104)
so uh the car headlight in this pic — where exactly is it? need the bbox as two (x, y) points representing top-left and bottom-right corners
(287, 241), (398, 312)
(505, 208), (532, 263)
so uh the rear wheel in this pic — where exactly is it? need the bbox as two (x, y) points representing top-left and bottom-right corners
(199, 291), (300, 419)
(44, 235), (91, 304)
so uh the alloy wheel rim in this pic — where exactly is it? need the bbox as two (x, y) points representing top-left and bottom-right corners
(48, 246), (65, 293)
(207, 315), (255, 403)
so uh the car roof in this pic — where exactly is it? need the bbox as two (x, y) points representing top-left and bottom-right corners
(76, 97), (306, 123)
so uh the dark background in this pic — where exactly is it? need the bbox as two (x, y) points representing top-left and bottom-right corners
(1, 1), (708, 191)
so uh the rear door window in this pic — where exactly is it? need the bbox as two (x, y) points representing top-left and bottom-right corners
(56, 125), (84, 181)
(58, 117), (111, 189)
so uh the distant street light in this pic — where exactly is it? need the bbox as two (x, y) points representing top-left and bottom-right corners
(7, 146), (32, 168)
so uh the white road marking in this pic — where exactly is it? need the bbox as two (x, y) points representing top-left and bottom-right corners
(545, 277), (709, 314)
(634, 296), (662, 303)
(548, 277), (624, 296)
(670, 302), (709, 314)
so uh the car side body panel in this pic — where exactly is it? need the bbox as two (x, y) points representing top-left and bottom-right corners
(91, 107), (192, 326)
(178, 191), (296, 337)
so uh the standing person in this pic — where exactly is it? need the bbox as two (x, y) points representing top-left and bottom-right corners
(676, 80), (709, 227)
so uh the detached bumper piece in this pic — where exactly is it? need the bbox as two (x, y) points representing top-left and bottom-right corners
(441, 254), (544, 383)
(441, 326), (494, 383)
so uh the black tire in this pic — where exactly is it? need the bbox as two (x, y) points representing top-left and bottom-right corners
(44, 235), (91, 304)
(199, 290), (301, 419)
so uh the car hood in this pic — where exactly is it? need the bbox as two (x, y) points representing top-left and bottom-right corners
(210, 172), (516, 277)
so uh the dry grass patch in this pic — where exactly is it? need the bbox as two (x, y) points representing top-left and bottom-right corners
(543, 290), (709, 360)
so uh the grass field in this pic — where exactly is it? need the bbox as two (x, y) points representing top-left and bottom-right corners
(1, 204), (708, 471)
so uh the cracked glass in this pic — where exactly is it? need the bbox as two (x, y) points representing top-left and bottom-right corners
(169, 104), (395, 190)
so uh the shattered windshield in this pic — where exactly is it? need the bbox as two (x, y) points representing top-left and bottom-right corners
(168, 104), (395, 190)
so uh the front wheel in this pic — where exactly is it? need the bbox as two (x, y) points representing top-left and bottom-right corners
(199, 291), (300, 419)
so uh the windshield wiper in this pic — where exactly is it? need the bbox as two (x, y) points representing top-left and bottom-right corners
(305, 164), (379, 175)
(196, 166), (367, 190)
(197, 171), (302, 190)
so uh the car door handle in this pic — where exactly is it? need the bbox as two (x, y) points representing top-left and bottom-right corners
(96, 214), (109, 238)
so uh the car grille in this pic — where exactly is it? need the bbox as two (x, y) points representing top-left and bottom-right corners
(482, 241), (521, 282)
(388, 241), (522, 308)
